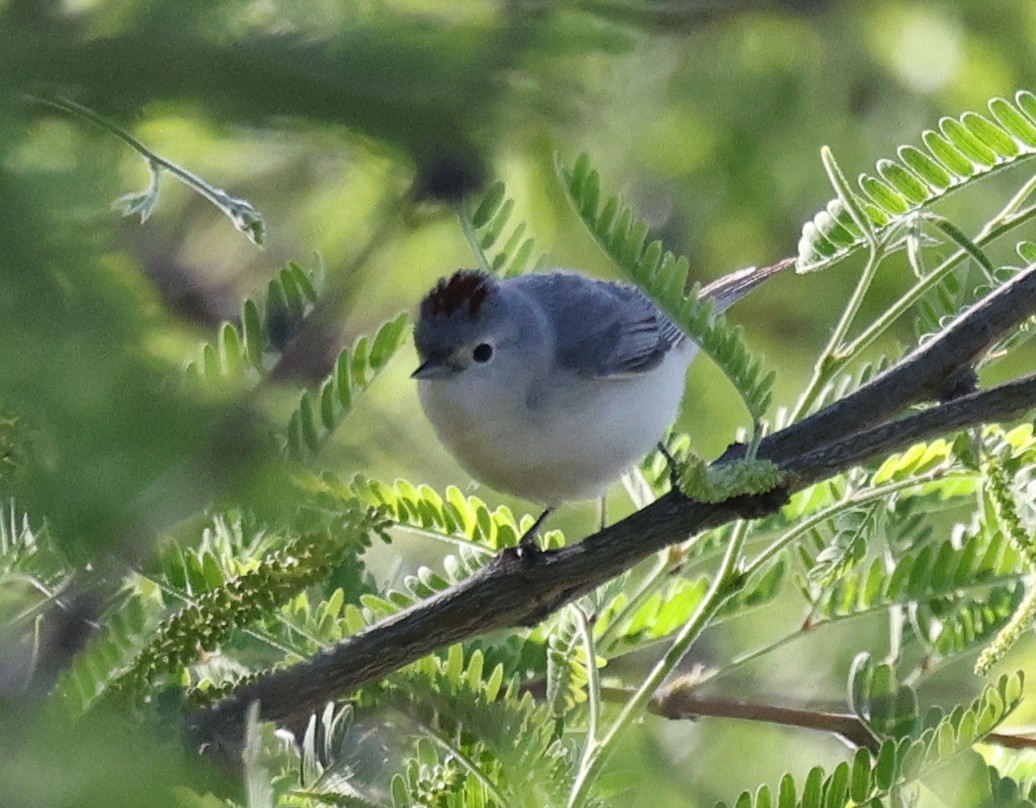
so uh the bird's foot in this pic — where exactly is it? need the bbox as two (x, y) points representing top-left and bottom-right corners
(657, 441), (682, 489)
(516, 506), (554, 560)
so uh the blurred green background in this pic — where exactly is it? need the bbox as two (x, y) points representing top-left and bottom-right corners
(3, 1), (1036, 806)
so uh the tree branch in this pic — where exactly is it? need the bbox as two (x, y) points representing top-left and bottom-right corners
(649, 685), (1036, 752)
(191, 262), (1036, 753)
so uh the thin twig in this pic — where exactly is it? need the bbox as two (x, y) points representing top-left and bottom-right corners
(648, 686), (1036, 752)
(27, 95), (267, 245)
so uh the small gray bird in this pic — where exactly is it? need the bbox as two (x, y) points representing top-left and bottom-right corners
(412, 263), (786, 528)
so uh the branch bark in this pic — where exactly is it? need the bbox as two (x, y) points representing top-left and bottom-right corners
(649, 686), (1036, 752)
(191, 262), (1036, 753)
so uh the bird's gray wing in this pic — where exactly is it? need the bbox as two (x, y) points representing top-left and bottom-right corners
(514, 272), (681, 378)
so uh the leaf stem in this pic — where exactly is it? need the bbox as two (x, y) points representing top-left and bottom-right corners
(567, 520), (749, 808)
(27, 95), (266, 245)
(701, 566), (1020, 688)
(985, 169), (1036, 228)
(791, 149), (1036, 423)
(574, 605), (600, 764)
(840, 193), (1036, 363)
(420, 722), (508, 806)
(790, 233), (885, 422)
(741, 470), (973, 580)
(595, 549), (676, 649)
(456, 202), (496, 275)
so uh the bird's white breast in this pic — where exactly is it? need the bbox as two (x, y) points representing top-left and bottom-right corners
(418, 340), (696, 505)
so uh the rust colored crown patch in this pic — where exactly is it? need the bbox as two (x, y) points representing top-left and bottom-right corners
(421, 270), (492, 318)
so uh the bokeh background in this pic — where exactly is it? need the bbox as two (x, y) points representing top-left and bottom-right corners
(3, 1), (1036, 805)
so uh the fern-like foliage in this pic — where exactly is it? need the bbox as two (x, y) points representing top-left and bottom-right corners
(464, 180), (548, 277)
(299, 702), (352, 789)
(374, 644), (596, 808)
(145, 515), (380, 678)
(849, 654), (1024, 743)
(912, 263), (1023, 346)
(794, 355), (897, 422)
(339, 474), (529, 551)
(559, 153), (775, 425)
(286, 312), (409, 458)
(987, 767), (1036, 808)
(912, 253), (1036, 368)
(800, 517), (1022, 660)
(798, 91), (1036, 272)
(185, 261), (408, 459)
(974, 448), (1036, 674)
(292, 703), (391, 806)
(545, 605), (599, 719)
(846, 653), (919, 739)
(273, 576), (541, 677)
(779, 422), (1036, 662)
(186, 261), (321, 382)
(592, 557), (787, 656)
(273, 587), (358, 661)
(718, 661), (1024, 808)
(63, 517), (299, 713)
(158, 514), (291, 596)
(870, 437), (959, 486)
(805, 502), (884, 586)
(101, 509), (378, 704)
(356, 546), (491, 623)
(0, 502), (68, 597)
(52, 589), (167, 717)
(986, 747), (1036, 808)
(0, 504), (76, 696)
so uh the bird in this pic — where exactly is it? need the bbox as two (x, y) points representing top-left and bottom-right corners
(411, 262), (788, 545)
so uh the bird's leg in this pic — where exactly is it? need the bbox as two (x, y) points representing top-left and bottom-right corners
(657, 441), (681, 489)
(597, 495), (607, 532)
(518, 506), (555, 554)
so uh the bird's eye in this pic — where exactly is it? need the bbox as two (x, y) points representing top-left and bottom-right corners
(472, 342), (493, 363)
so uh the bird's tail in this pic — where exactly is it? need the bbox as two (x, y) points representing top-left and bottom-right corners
(698, 256), (795, 313)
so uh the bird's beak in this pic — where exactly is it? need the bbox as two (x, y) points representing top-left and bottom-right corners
(411, 357), (455, 380)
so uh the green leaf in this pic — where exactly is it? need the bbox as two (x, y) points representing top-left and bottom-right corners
(546, 607), (593, 717)
(873, 741), (898, 792)
(897, 145), (954, 190)
(471, 180), (506, 228)
(963, 112), (1021, 158)
(942, 116), (998, 166)
(923, 128), (977, 176)
(801, 766), (825, 808)
(286, 313), (408, 458)
(376, 645), (578, 807)
(863, 173), (912, 214)
(560, 154), (776, 426)
(798, 94), (1036, 272)
(871, 439), (952, 485)
(823, 761), (849, 808)
(991, 96), (1036, 146)
(188, 262), (322, 381)
(596, 576), (709, 654)
(463, 180), (547, 277)
(877, 159), (931, 204)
